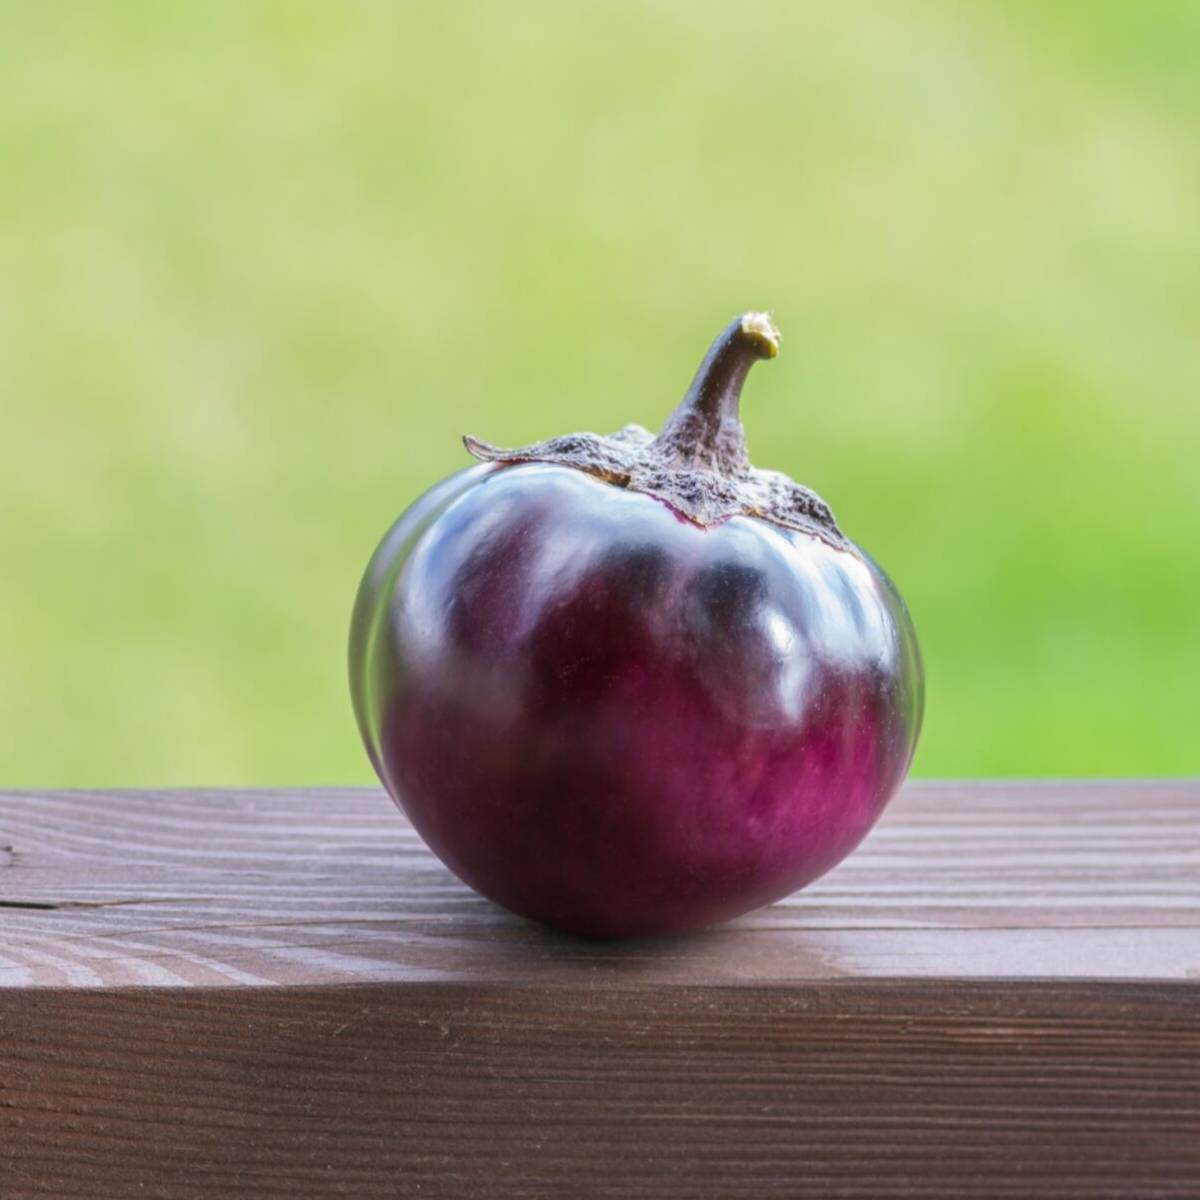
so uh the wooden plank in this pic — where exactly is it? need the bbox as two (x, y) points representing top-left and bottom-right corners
(1, 782), (1198, 1197)
(1, 782), (1198, 987)
(1, 982), (1197, 1199)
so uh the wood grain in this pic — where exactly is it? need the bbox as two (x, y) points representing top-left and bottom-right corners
(1, 782), (1198, 1197)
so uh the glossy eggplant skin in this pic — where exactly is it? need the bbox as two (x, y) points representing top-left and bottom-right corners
(351, 461), (923, 939)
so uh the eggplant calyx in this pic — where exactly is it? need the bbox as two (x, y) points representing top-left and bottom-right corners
(465, 312), (845, 547)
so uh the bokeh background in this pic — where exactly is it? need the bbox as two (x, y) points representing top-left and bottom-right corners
(3, 3), (1197, 786)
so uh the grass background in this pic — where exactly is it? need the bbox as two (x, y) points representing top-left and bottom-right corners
(2, 2), (1197, 786)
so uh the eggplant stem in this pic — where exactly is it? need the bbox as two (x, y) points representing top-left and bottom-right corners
(650, 311), (780, 476)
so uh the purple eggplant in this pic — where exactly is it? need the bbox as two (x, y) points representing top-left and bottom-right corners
(350, 313), (923, 938)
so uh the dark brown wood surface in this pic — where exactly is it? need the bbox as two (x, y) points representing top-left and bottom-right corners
(1, 782), (1198, 1197)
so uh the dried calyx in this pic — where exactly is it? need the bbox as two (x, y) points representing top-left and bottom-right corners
(464, 312), (845, 547)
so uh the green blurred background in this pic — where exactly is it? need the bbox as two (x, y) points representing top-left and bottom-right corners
(2, 2), (1197, 786)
